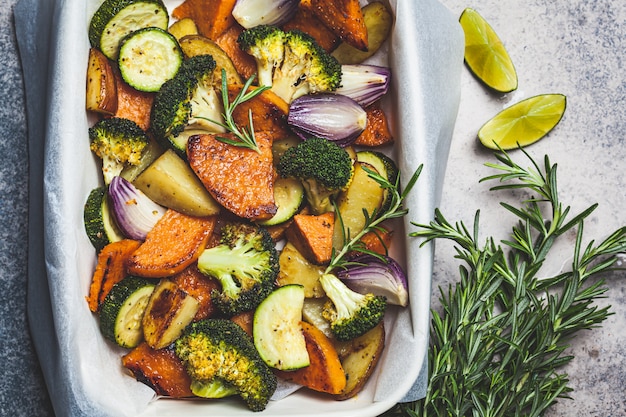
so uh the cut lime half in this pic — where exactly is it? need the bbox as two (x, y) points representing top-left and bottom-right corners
(460, 8), (518, 93)
(478, 94), (566, 150)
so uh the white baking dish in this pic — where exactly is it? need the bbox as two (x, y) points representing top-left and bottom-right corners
(20, 0), (464, 415)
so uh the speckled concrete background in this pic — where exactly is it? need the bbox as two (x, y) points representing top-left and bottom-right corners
(1, 0), (624, 415)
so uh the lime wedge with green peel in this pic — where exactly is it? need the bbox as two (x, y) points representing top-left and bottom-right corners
(478, 94), (567, 150)
(460, 8), (518, 93)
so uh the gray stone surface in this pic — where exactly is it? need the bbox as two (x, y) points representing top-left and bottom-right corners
(1, 0), (624, 416)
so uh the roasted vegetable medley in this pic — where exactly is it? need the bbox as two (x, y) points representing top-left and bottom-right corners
(83, 0), (415, 412)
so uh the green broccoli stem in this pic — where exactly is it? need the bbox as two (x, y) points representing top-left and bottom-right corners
(320, 273), (366, 319)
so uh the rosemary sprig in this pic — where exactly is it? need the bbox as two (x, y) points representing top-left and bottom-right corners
(325, 164), (422, 274)
(208, 69), (271, 152)
(383, 148), (626, 417)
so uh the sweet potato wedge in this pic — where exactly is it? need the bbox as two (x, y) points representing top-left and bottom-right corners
(126, 210), (216, 278)
(353, 102), (394, 147)
(172, 0), (237, 40)
(228, 85), (291, 140)
(282, 0), (339, 52)
(276, 321), (346, 394)
(111, 66), (154, 131)
(216, 25), (258, 80)
(186, 132), (277, 221)
(310, 0), (368, 51)
(351, 225), (394, 257)
(285, 212), (335, 265)
(171, 264), (220, 321)
(122, 342), (194, 398)
(86, 239), (141, 312)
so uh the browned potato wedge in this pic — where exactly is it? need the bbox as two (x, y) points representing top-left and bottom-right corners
(331, 2), (393, 64)
(178, 34), (242, 85)
(168, 17), (198, 40)
(332, 161), (385, 251)
(86, 48), (117, 114)
(333, 321), (385, 400)
(277, 242), (325, 298)
(133, 149), (222, 217)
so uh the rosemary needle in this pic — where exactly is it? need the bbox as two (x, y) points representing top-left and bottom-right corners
(383, 148), (626, 417)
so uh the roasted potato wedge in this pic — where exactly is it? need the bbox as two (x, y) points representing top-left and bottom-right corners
(277, 242), (325, 298)
(333, 321), (385, 400)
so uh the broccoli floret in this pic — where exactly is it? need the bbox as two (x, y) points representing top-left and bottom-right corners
(197, 222), (278, 316)
(237, 25), (285, 87)
(320, 273), (387, 342)
(238, 26), (341, 103)
(175, 319), (277, 412)
(88, 117), (149, 184)
(150, 54), (225, 153)
(277, 137), (354, 214)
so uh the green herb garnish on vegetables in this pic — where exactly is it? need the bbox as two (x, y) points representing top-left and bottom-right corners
(210, 69), (271, 152)
(386, 148), (626, 417)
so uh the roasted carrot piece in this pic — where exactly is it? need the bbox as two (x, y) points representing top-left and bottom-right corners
(126, 210), (216, 278)
(110, 66), (154, 131)
(122, 342), (194, 398)
(187, 132), (277, 221)
(353, 102), (394, 147)
(172, 0), (237, 40)
(228, 85), (291, 139)
(171, 264), (220, 321)
(86, 239), (141, 312)
(275, 321), (346, 394)
(285, 212), (335, 265)
(310, 0), (368, 51)
(216, 25), (258, 80)
(282, 0), (339, 52)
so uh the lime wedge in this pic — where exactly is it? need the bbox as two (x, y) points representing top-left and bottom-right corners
(460, 8), (518, 93)
(478, 94), (567, 150)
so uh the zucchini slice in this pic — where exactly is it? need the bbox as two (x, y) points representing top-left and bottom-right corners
(99, 276), (156, 348)
(258, 177), (304, 226)
(118, 27), (183, 92)
(253, 284), (309, 371)
(89, 0), (169, 60)
(84, 186), (125, 252)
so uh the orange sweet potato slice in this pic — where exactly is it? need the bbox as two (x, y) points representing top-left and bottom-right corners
(186, 132), (277, 221)
(172, 0), (237, 40)
(285, 212), (335, 265)
(353, 102), (394, 147)
(86, 239), (142, 312)
(231, 310), (254, 337)
(310, 0), (368, 51)
(354, 225), (394, 257)
(126, 210), (216, 278)
(110, 66), (154, 131)
(276, 321), (347, 394)
(171, 264), (220, 321)
(122, 342), (194, 398)
(228, 85), (291, 139)
(216, 25), (258, 80)
(282, 0), (340, 52)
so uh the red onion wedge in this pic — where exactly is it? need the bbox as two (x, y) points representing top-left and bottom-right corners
(232, 0), (300, 29)
(288, 93), (367, 147)
(336, 255), (409, 307)
(335, 64), (391, 108)
(108, 176), (166, 241)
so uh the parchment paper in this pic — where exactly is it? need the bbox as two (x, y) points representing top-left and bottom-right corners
(16, 0), (463, 415)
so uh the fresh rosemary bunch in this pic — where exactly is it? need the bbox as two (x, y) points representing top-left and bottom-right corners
(384, 149), (626, 417)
